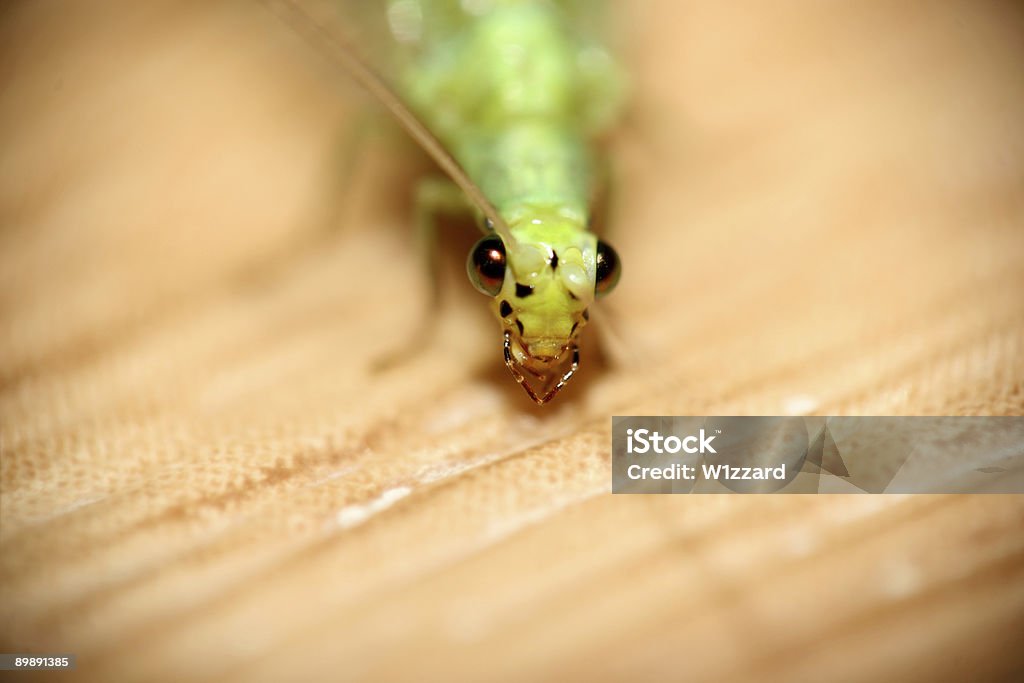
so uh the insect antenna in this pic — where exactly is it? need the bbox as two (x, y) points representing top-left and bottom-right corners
(264, 0), (517, 246)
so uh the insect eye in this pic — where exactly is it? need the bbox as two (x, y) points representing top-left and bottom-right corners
(595, 240), (621, 297)
(467, 236), (506, 296)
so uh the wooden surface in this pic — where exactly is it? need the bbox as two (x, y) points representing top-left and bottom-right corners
(2, 1), (1023, 681)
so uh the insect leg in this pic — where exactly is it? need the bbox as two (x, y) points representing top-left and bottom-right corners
(372, 177), (469, 372)
(414, 177), (470, 309)
(585, 155), (637, 371)
(574, 42), (626, 136)
(319, 107), (411, 238)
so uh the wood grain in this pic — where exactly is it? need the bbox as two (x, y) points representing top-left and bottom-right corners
(1, 1), (1023, 681)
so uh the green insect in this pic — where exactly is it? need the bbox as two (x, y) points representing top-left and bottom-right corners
(275, 0), (624, 403)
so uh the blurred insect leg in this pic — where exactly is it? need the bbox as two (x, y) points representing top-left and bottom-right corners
(589, 305), (639, 370)
(589, 158), (653, 372)
(314, 109), (397, 237)
(587, 146), (615, 236)
(575, 41), (626, 135)
(576, 36), (685, 165)
(372, 177), (469, 371)
(414, 177), (469, 308)
(591, 291), (662, 375)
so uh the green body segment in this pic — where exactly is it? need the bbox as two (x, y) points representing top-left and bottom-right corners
(401, 3), (598, 215)
(390, 0), (623, 390)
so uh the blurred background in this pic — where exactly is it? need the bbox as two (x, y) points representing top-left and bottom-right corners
(1, 1), (1023, 681)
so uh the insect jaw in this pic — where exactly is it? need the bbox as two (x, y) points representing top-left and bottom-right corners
(503, 331), (580, 405)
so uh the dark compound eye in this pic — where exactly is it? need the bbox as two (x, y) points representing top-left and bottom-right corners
(467, 236), (506, 296)
(595, 240), (621, 297)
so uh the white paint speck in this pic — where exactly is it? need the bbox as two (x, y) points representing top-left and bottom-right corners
(881, 560), (921, 599)
(783, 394), (819, 415)
(783, 528), (817, 557)
(335, 486), (412, 530)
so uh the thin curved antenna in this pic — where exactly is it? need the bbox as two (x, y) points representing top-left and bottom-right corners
(264, 0), (516, 245)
